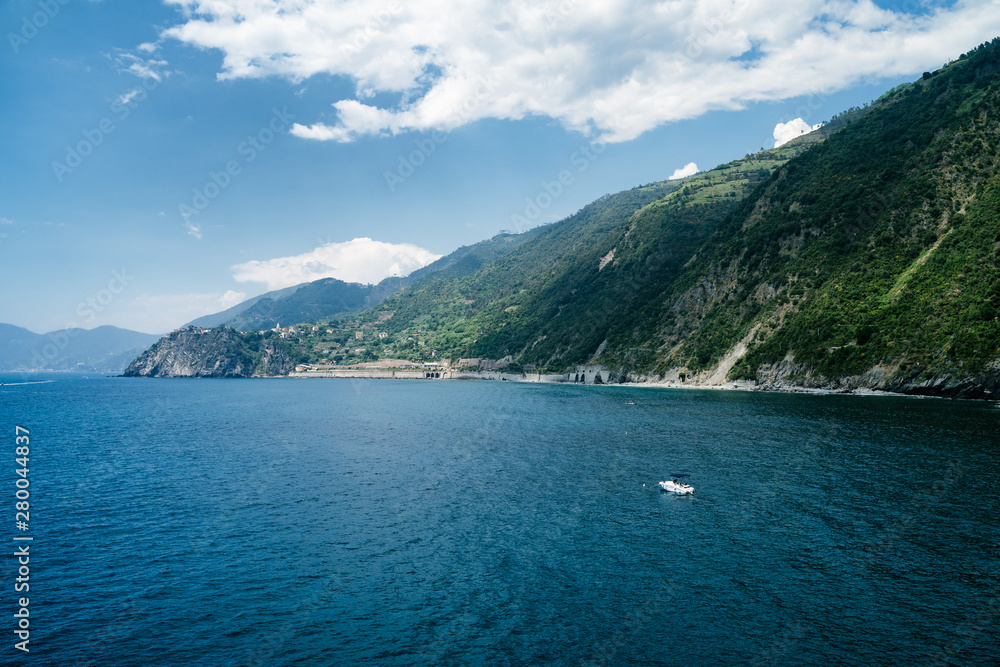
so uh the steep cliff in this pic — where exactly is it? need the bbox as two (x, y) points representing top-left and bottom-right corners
(122, 328), (303, 378)
(612, 39), (1000, 397)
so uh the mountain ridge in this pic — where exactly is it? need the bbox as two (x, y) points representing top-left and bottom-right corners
(181, 229), (546, 332)
(0, 324), (162, 372)
(125, 38), (1000, 398)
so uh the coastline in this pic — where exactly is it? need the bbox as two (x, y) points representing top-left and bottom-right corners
(285, 368), (995, 402)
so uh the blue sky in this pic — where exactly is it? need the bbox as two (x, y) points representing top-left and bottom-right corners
(3, 0), (998, 334)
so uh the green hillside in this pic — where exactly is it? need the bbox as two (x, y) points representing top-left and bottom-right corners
(614, 39), (1000, 394)
(184, 229), (545, 332)
(352, 139), (819, 367)
(129, 38), (1000, 397)
(341, 38), (1000, 395)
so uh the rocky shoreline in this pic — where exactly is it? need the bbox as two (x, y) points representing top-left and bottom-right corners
(283, 365), (999, 402)
(616, 362), (1000, 401)
(122, 328), (299, 378)
(123, 329), (999, 401)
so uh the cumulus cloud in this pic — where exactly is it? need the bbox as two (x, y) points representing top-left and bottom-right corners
(669, 162), (700, 180)
(231, 237), (442, 290)
(773, 118), (824, 147)
(160, 0), (1000, 143)
(219, 290), (247, 310)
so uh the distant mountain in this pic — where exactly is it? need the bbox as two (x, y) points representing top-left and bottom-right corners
(0, 324), (40, 370)
(0, 324), (162, 372)
(124, 230), (546, 375)
(183, 230), (544, 332)
(214, 278), (375, 331)
(184, 283), (304, 329)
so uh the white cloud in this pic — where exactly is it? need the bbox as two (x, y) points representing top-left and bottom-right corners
(116, 89), (143, 107)
(0, 217), (14, 225)
(773, 118), (823, 147)
(219, 289), (247, 310)
(183, 219), (202, 239)
(160, 0), (1000, 143)
(231, 237), (442, 290)
(113, 51), (170, 82)
(669, 162), (700, 180)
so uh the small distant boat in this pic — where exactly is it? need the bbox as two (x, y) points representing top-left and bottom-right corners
(659, 473), (694, 494)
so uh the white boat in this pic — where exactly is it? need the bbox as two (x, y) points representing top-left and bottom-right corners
(659, 474), (694, 494)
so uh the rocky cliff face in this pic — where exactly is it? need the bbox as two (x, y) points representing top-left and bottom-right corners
(122, 328), (301, 378)
(750, 358), (1000, 400)
(598, 41), (1000, 396)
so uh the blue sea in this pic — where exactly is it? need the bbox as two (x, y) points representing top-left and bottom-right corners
(1, 373), (998, 665)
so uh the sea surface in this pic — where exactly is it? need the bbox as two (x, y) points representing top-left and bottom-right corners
(1, 373), (998, 666)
